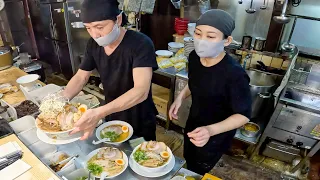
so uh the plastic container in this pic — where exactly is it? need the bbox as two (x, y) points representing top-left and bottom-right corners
(63, 168), (91, 180)
(9, 116), (36, 134)
(17, 127), (39, 146)
(28, 141), (57, 158)
(0, 100), (18, 121)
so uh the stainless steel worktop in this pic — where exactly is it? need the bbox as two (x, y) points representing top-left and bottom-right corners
(51, 133), (185, 180)
(155, 67), (179, 78)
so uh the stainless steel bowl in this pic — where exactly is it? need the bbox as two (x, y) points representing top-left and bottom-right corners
(240, 122), (260, 138)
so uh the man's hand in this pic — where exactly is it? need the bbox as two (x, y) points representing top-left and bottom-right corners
(70, 108), (102, 140)
(187, 126), (213, 147)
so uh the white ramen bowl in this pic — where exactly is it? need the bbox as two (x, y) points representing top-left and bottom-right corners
(96, 120), (134, 145)
(35, 120), (76, 140)
(85, 147), (128, 179)
(131, 143), (173, 173)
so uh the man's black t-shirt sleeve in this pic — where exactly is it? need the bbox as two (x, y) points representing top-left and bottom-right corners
(132, 36), (158, 70)
(79, 39), (96, 71)
(228, 68), (252, 119)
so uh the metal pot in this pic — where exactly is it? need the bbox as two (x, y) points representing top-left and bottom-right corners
(0, 49), (13, 71)
(246, 70), (275, 118)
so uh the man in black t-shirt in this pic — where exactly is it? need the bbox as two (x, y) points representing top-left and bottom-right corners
(62, 0), (158, 140)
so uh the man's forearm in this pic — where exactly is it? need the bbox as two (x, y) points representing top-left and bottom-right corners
(95, 87), (149, 119)
(63, 75), (89, 100)
(207, 114), (249, 136)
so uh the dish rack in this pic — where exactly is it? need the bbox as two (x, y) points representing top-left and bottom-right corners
(288, 61), (312, 85)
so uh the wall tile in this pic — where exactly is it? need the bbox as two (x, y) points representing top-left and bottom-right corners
(261, 55), (272, 66)
(250, 53), (262, 67)
(281, 60), (291, 70)
(271, 57), (284, 68)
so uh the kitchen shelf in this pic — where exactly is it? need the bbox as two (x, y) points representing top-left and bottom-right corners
(156, 114), (167, 121)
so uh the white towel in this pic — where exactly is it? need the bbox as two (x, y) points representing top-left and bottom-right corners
(0, 142), (22, 159)
(0, 159), (31, 180)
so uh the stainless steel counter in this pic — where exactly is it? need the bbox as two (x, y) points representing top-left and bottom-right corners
(53, 133), (185, 180)
(176, 69), (188, 79)
(155, 68), (179, 78)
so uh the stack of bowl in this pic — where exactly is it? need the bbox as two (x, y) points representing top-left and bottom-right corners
(168, 42), (184, 53)
(184, 37), (194, 57)
(174, 18), (189, 35)
(187, 23), (196, 36)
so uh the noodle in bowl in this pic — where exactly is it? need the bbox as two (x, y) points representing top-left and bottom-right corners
(85, 147), (128, 179)
(131, 142), (173, 173)
(35, 121), (75, 139)
(35, 93), (87, 139)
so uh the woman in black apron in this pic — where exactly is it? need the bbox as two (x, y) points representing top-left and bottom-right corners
(169, 9), (252, 175)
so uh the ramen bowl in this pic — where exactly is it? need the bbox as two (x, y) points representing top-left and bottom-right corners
(35, 119), (76, 140)
(85, 147), (128, 179)
(131, 143), (173, 173)
(96, 120), (133, 145)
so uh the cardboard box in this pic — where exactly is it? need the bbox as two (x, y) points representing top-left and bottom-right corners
(152, 84), (169, 119)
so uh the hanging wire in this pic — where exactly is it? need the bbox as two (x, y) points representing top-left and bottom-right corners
(292, 0), (302, 7)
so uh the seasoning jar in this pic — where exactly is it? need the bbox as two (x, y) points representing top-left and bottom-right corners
(253, 37), (266, 51)
(241, 36), (252, 49)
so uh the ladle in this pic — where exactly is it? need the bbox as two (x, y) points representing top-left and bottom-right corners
(273, 0), (290, 24)
(260, 0), (267, 10)
(246, 0), (256, 14)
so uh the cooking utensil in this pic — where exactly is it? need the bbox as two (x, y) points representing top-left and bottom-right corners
(92, 138), (111, 145)
(240, 122), (260, 137)
(260, 0), (267, 9)
(57, 155), (78, 165)
(281, 42), (295, 52)
(273, 0), (290, 24)
(246, 0), (256, 14)
(253, 37), (266, 51)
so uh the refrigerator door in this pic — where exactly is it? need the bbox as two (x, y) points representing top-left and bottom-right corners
(67, 0), (90, 72)
(39, 2), (73, 79)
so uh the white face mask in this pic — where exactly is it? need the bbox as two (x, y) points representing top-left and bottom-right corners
(94, 20), (120, 47)
(194, 38), (225, 58)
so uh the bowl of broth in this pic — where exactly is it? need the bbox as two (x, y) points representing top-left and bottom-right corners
(131, 141), (173, 173)
(95, 120), (133, 145)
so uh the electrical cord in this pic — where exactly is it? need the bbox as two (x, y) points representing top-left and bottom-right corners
(292, 0), (301, 7)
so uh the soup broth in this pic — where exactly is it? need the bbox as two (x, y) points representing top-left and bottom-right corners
(100, 124), (129, 142)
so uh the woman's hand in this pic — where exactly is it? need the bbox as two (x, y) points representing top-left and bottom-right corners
(187, 126), (213, 147)
(169, 98), (182, 120)
(70, 108), (102, 140)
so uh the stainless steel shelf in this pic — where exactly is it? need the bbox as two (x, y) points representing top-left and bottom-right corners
(155, 67), (178, 78)
(156, 114), (167, 121)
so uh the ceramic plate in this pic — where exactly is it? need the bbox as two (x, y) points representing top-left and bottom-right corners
(129, 153), (175, 178)
(36, 129), (81, 145)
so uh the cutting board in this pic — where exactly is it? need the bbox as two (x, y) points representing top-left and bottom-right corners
(0, 134), (60, 180)
(0, 67), (45, 105)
